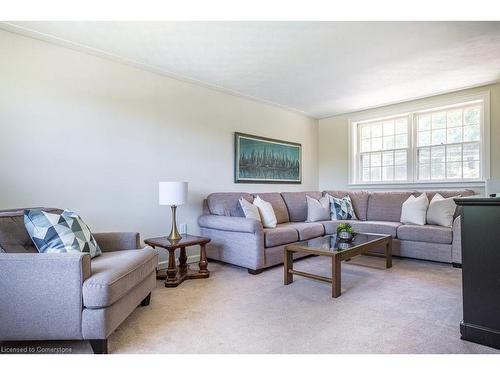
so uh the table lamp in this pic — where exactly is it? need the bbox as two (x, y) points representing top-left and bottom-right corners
(159, 181), (188, 241)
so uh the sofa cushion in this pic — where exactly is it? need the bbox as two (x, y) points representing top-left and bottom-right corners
(280, 222), (325, 240)
(263, 226), (299, 247)
(281, 191), (322, 222)
(83, 248), (158, 308)
(253, 192), (289, 224)
(397, 224), (452, 244)
(207, 193), (254, 217)
(350, 221), (401, 238)
(319, 220), (358, 235)
(0, 207), (63, 253)
(323, 190), (370, 220)
(321, 220), (400, 238)
(367, 191), (415, 222)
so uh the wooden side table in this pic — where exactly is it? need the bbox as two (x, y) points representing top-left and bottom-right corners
(144, 234), (211, 288)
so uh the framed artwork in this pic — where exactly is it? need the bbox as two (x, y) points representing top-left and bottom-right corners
(234, 132), (302, 184)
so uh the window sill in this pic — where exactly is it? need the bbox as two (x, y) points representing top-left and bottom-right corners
(348, 180), (485, 190)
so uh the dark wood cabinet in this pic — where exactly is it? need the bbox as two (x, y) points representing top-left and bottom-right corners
(455, 196), (500, 350)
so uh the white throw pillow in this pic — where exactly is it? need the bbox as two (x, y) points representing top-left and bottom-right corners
(400, 193), (429, 225)
(427, 193), (459, 227)
(306, 195), (330, 222)
(239, 198), (261, 222)
(253, 196), (277, 228)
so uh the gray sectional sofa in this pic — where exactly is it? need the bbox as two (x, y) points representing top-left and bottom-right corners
(198, 190), (474, 273)
(0, 208), (159, 354)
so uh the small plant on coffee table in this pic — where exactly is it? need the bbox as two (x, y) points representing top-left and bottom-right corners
(337, 223), (355, 241)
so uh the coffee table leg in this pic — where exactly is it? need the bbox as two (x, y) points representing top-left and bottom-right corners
(332, 254), (341, 298)
(166, 248), (178, 285)
(179, 247), (188, 275)
(385, 240), (393, 269)
(199, 244), (209, 274)
(284, 248), (293, 285)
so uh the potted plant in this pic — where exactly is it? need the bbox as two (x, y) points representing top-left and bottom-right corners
(336, 223), (355, 241)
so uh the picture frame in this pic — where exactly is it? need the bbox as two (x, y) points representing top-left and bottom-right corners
(234, 132), (302, 184)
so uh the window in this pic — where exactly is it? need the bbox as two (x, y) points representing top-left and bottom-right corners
(358, 116), (409, 182)
(350, 94), (489, 186)
(415, 105), (481, 181)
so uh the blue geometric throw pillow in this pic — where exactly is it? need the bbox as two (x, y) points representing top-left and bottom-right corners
(328, 195), (357, 220)
(24, 209), (102, 258)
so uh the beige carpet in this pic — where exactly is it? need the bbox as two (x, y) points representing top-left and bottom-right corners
(3, 256), (499, 354)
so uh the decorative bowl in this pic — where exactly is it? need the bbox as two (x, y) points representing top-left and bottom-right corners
(338, 231), (354, 241)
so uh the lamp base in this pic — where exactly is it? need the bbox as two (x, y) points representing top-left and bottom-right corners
(168, 205), (182, 241)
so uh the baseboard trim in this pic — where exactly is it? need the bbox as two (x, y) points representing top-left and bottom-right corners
(460, 321), (500, 350)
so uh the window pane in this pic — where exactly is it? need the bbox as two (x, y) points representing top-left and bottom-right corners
(383, 121), (394, 136)
(370, 167), (381, 181)
(394, 150), (407, 166)
(447, 109), (462, 127)
(464, 125), (480, 142)
(362, 168), (370, 181)
(431, 129), (446, 145)
(418, 115), (431, 131)
(432, 112), (446, 129)
(382, 151), (393, 166)
(382, 166), (394, 181)
(419, 164), (430, 180)
(431, 146), (446, 164)
(370, 152), (382, 167)
(383, 136), (394, 150)
(395, 118), (408, 134)
(463, 143), (480, 161)
(447, 162), (462, 179)
(394, 165), (407, 180)
(431, 163), (445, 180)
(463, 161), (480, 178)
(447, 144), (462, 162)
(361, 138), (371, 152)
(361, 125), (371, 138)
(447, 127), (462, 144)
(371, 137), (382, 151)
(418, 148), (430, 164)
(418, 131), (431, 146)
(395, 134), (408, 148)
(361, 154), (370, 167)
(372, 123), (383, 137)
(464, 106), (480, 125)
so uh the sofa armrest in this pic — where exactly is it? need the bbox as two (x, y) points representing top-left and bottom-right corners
(0, 252), (91, 340)
(93, 232), (140, 252)
(452, 215), (462, 264)
(198, 215), (263, 234)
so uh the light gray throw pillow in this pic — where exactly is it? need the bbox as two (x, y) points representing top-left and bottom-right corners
(426, 193), (459, 227)
(239, 197), (261, 222)
(306, 195), (330, 222)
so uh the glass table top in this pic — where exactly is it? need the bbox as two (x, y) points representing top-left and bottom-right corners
(292, 233), (389, 253)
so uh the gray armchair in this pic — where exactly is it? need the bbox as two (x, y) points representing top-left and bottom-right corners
(0, 208), (159, 354)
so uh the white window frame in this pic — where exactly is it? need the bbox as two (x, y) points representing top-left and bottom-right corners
(348, 91), (490, 189)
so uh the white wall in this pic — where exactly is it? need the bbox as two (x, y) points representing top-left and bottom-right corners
(0, 30), (319, 255)
(319, 83), (500, 193)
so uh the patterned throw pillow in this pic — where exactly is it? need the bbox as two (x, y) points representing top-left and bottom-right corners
(328, 195), (357, 220)
(24, 209), (102, 258)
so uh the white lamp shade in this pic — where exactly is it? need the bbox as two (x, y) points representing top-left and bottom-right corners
(159, 182), (188, 206)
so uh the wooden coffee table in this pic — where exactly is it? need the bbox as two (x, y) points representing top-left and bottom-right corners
(284, 233), (392, 298)
(144, 234), (211, 288)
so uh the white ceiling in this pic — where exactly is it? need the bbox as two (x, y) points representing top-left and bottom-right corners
(2, 21), (500, 118)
